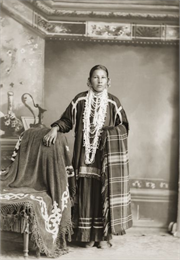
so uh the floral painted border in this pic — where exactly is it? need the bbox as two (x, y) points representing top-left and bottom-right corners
(86, 22), (132, 40)
(1, 1), (179, 44)
(87, 22), (179, 41)
(33, 17), (179, 42)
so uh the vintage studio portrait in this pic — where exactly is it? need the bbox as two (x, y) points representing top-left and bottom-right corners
(0, 0), (179, 260)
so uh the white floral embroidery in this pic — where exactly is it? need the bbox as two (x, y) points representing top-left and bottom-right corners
(30, 195), (62, 242)
(0, 193), (29, 200)
(0, 186), (70, 243)
(61, 186), (69, 211)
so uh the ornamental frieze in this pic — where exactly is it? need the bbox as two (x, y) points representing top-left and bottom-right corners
(28, 0), (179, 21)
(1, 0), (179, 44)
(34, 17), (179, 42)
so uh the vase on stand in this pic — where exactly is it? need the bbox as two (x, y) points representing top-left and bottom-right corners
(2, 91), (23, 138)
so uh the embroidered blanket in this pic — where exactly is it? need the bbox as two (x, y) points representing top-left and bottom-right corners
(0, 128), (75, 257)
(101, 125), (133, 236)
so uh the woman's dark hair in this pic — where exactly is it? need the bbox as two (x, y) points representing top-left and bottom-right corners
(89, 65), (109, 79)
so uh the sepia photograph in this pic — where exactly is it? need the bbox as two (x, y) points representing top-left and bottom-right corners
(0, 0), (179, 259)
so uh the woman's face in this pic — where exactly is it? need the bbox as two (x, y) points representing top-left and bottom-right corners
(90, 69), (108, 93)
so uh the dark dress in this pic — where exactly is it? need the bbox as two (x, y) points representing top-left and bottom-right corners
(51, 91), (129, 242)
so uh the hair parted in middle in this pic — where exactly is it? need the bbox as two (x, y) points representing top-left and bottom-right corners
(87, 65), (111, 88)
(89, 65), (109, 79)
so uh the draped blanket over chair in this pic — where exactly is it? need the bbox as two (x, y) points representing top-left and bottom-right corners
(0, 128), (75, 257)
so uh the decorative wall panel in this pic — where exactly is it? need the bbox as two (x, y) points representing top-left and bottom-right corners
(165, 25), (179, 40)
(86, 22), (132, 39)
(34, 14), (86, 36)
(86, 22), (179, 42)
(134, 25), (162, 39)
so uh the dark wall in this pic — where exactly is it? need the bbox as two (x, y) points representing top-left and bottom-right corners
(44, 40), (179, 187)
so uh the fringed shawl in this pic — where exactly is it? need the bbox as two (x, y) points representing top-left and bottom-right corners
(101, 125), (133, 236)
(0, 128), (75, 257)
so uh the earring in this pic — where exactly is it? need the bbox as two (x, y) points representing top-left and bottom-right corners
(107, 78), (111, 88)
(87, 78), (92, 88)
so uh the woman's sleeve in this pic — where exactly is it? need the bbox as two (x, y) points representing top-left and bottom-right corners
(115, 98), (129, 135)
(51, 101), (74, 133)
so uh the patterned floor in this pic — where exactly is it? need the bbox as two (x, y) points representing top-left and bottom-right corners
(0, 229), (179, 260)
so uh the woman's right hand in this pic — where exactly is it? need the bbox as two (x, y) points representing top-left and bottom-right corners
(43, 126), (59, 147)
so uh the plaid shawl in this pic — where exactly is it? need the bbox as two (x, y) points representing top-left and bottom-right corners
(101, 125), (133, 236)
(0, 128), (75, 257)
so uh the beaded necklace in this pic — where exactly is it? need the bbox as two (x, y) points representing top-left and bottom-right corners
(83, 88), (108, 164)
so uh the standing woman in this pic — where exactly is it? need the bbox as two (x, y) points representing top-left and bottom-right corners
(43, 65), (132, 249)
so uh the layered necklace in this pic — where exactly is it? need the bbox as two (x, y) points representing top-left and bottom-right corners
(83, 88), (108, 164)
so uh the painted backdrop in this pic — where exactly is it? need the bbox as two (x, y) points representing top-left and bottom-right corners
(0, 11), (45, 120)
(44, 40), (179, 190)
